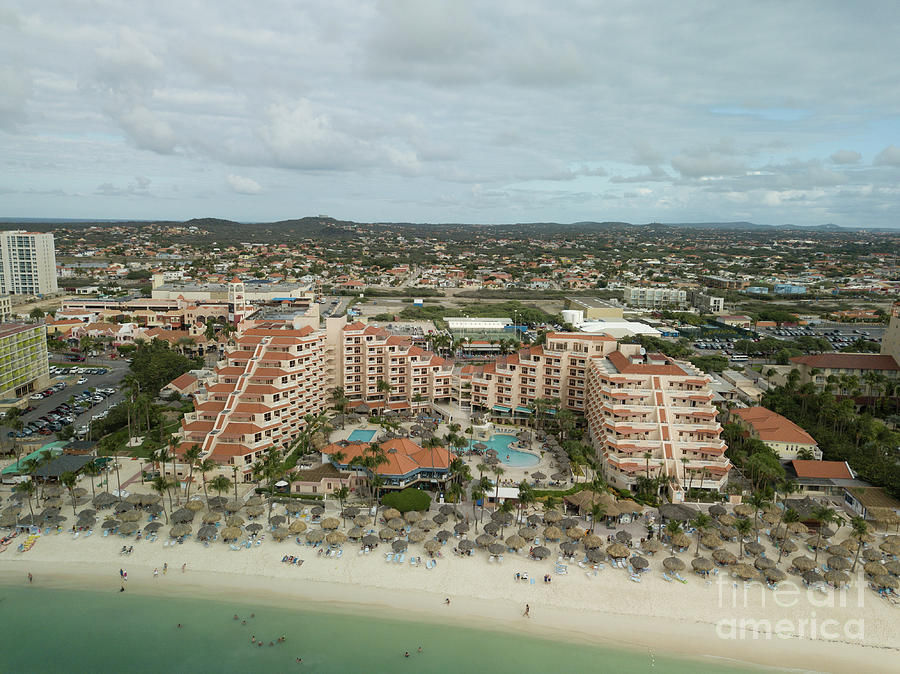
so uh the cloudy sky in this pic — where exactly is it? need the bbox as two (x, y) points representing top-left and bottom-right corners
(1, 1), (899, 226)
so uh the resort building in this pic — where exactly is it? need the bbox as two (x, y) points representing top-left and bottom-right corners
(785, 459), (856, 497)
(0, 322), (50, 400)
(623, 286), (687, 309)
(584, 343), (730, 499)
(0, 230), (59, 296)
(789, 353), (900, 396)
(729, 407), (821, 461)
(321, 437), (454, 491)
(174, 321), (330, 481)
(339, 321), (452, 412)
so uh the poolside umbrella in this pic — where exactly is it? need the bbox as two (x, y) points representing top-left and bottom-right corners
(208, 496), (227, 508)
(506, 534), (526, 549)
(744, 541), (764, 556)
(269, 515), (286, 526)
(862, 548), (882, 561)
(614, 530), (632, 543)
(101, 519), (120, 530)
(719, 526), (738, 540)
(436, 530), (452, 542)
(544, 510), (563, 523)
(585, 534), (604, 550)
(432, 513), (448, 526)
(663, 556), (685, 571)
(519, 526), (539, 539)
(769, 533), (794, 552)
(787, 522), (808, 535)
(701, 534), (722, 549)
(221, 526), (242, 541)
(120, 510), (142, 523)
(272, 527), (290, 541)
(476, 534), (495, 548)
(170, 524), (191, 538)
(113, 501), (133, 513)
(362, 534), (379, 547)
(884, 560), (900, 576)
(354, 514), (372, 527)
(454, 522), (469, 534)
(246, 523), (263, 534)
(485, 456), (499, 466)
(289, 520), (307, 534)
(171, 508), (194, 523)
(247, 506), (265, 517)
(802, 570), (824, 585)
(607, 543), (629, 559)
(709, 504), (726, 517)
(718, 514), (737, 526)
(733, 504), (754, 517)
(383, 508), (401, 521)
(197, 525), (217, 541)
(827, 555), (851, 571)
(347, 526), (364, 540)
(246, 495), (263, 507)
(203, 511), (222, 524)
(631, 556), (649, 571)
(825, 570), (849, 587)
(306, 529), (326, 543)
(692, 557), (714, 573)
(144, 521), (163, 533)
(326, 531), (347, 546)
(560, 541), (578, 555)
(424, 540), (441, 554)
(224, 501), (243, 513)
(586, 548), (607, 563)
(408, 529), (427, 543)
(542, 526), (562, 541)
(732, 563), (757, 580)
(713, 549), (737, 565)
(404, 511), (422, 524)
(827, 544), (852, 558)
(379, 528), (395, 540)
(527, 514), (543, 525)
(185, 500), (204, 512)
(483, 522), (500, 536)
(392, 539), (408, 553)
(765, 568), (786, 583)
(531, 546), (550, 559)
(880, 541), (900, 555)
(459, 539), (475, 552)
(864, 562), (888, 576)
(671, 533), (691, 549)
(754, 557), (775, 571)
(321, 517), (340, 530)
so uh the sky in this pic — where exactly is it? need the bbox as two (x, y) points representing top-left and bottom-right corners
(1, 1), (899, 227)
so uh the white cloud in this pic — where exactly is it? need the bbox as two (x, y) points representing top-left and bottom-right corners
(874, 145), (900, 166)
(830, 149), (861, 164)
(0, 65), (31, 128)
(226, 174), (262, 194)
(117, 105), (177, 154)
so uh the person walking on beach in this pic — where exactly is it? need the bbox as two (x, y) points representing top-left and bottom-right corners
(27, 572), (32, 584)
(523, 604), (530, 618)
(182, 563), (186, 573)
(154, 568), (159, 579)
(163, 562), (168, 574)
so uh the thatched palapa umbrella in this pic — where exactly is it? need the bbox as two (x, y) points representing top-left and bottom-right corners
(185, 500), (204, 512)
(387, 517), (405, 531)
(671, 533), (691, 549)
(354, 514), (372, 527)
(458, 539), (475, 552)
(221, 526), (242, 541)
(744, 541), (764, 556)
(792, 555), (817, 572)
(379, 528), (395, 540)
(383, 508), (401, 521)
(269, 515), (286, 526)
(663, 556), (685, 571)
(289, 520), (307, 534)
(506, 534), (526, 549)
(197, 525), (218, 541)
(864, 562), (888, 576)
(347, 527), (364, 540)
(454, 522), (469, 534)
(827, 556), (851, 571)
(732, 563), (758, 580)
(692, 557), (714, 574)
(408, 529), (426, 543)
(272, 527), (290, 541)
(247, 505), (265, 517)
(321, 517), (340, 530)
(803, 570), (824, 585)
(120, 510), (142, 523)
(203, 511), (222, 524)
(226, 514), (245, 527)
(307, 530), (326, 543)
(713, 549), (737, 565)
(607, 543), (629, 559)
(362, 534), (379, 547)
(765, 568), (786, 583)
(392, 539), (408, 553)
(483, 522), (500, 536)
(326, 531), (347, 546)
(531, 546), (550, 559)
(754, 556), (775, 571)
(119, 522), (138, 535)
(424, 540), (441, 554)
(436, 530), (452, 542)
(585, 534), (604, 550)
(543, 526), (563, 541)
(404, 511), (422, 524)
(246, 522), (263, 534)
(824, 570), (850, 587)
(170, 524), (191, 538)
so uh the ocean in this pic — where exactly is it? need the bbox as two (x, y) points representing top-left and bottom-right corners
(0, 584), (754, 673)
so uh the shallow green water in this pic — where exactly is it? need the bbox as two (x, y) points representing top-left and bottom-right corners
(0, 584), (753, 673)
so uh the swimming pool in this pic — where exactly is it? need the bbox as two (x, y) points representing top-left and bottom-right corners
(484, 434), (539, 467)
(347, 429), (376, 442)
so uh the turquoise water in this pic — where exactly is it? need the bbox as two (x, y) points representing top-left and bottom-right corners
(0, 584), (752, 673)
(348, 429), (376, 442)
(487, 434), (540, 467)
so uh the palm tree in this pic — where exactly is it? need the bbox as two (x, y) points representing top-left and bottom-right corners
(151, 476), (172, 523)
(330, 450), (346, 468)
(491, 465), (505, 503)
(849, 516), (869, 573)
(747, 491), (770, 542)
(197, 459), (217, 508)
(664, 519), (682, 543)
(735, 517), (753, 557)
(14, 479), (36, 521)
(591, 503), (606, 533)
(231, 465), (240, 503)
(691, 512), (712, 556)
(643, 451), (653, 479)
(776, 509), (800, 564)
(83, 460), (100, 500)
(61, 471), (78, 516)
(335, 486), (349, 515)
(183, 444), (202, 501)
(376, 379), (392, 412)
(810, 505), (837, 562)
(209, 474), (232, 505)
(470, 484), (484, 530)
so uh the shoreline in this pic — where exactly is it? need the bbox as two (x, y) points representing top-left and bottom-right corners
(2, 550), (897, 673)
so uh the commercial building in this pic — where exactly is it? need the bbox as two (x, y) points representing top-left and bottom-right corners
(687, 289), (724, 314)
(321, 437), (454, 491)
(774, 284), (806, 295)
(701, 275), (748, 290)
(786, 460), (855, 497)
(881, 304), (900, 360)
(0, 230), (59, 296)
(0, 323), (51, 400)
(730, 407), (821, 461)
(623, 286), (687, 309)
(0, 295), (11, 322)
(564, 297), (624, 321)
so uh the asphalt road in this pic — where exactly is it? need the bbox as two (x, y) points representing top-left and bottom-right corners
(2, 358), (129, 447)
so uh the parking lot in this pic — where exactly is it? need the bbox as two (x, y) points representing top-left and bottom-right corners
(3, 359), (129, 446)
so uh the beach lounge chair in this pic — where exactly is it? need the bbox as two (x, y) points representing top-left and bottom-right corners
(385, 553), (394, 562)
(396, 553), (405, 564)
(336, 549), (343, 558)
(661, 573), (672, 582)
(674, 573), (687, 584)
(630, 573), (642, 583)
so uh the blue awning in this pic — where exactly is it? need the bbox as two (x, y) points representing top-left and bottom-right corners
(492, 405), (511, 413)
(515, 406), (533, 414)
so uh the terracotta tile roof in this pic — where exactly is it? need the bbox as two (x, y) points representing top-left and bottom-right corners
(790, 460), (853, 480)
(166, 373), (197, 390)
(322, 437), (453, 477)
(790, 353), (900, 371)
(607, 351), (687, 376)
(731, 407), (817, 446)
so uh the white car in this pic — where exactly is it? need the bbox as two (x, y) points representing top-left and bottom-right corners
(77, 377), (88, 384)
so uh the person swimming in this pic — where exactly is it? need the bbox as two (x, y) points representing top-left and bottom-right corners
(404, 652), (410, 658)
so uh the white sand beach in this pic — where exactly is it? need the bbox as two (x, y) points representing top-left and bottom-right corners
(2, 523), (898, 673)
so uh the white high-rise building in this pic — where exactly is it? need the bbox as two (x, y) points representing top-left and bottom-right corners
(0, 230), (59, 296)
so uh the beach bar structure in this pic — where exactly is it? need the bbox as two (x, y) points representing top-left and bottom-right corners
(322, 437), (454, 492)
